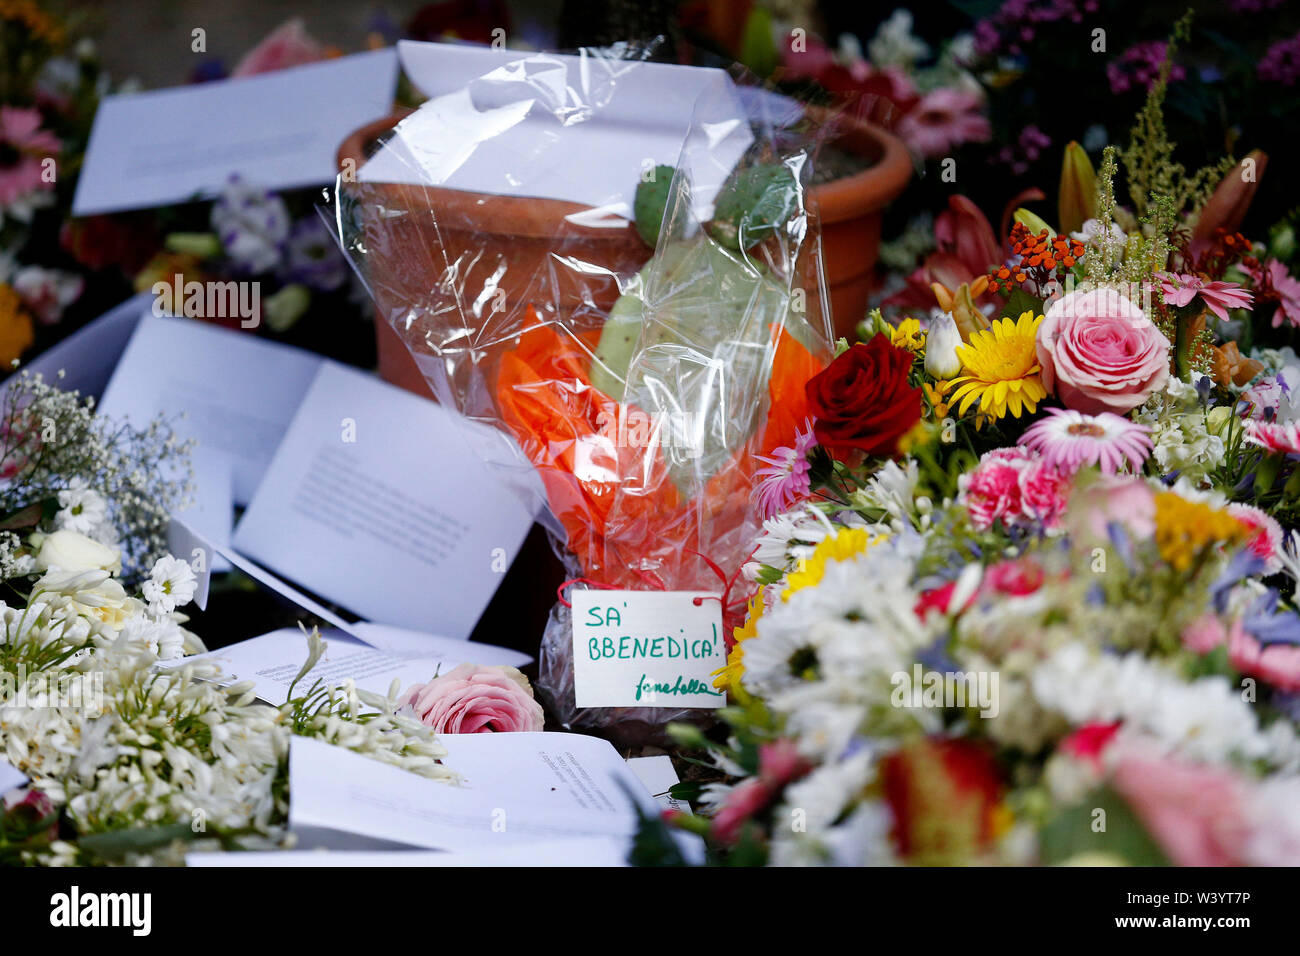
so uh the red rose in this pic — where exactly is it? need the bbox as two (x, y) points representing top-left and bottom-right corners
(881, 737), (1004, 863)
(805, 336), (921, 456)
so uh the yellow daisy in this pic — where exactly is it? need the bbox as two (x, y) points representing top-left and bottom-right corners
(949, 311), (1046, 420)
(1153, 491), (1249, 573)
(890, 317), (926, 354)
(711, 593), (764, 692)
(783, 526), (883, 600)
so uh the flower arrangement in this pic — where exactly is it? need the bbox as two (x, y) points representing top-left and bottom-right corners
(650, 18), (1300, 866)
(0, 374), (453, 865)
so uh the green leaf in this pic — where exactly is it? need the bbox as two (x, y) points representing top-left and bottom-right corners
(737, 7), (778, 79)
(76, 822), (198, 860)
(998, 287), (1045, 322)
(1038, 786), (1171, 866)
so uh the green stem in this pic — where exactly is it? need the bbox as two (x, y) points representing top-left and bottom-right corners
(1173, 310), (1194, 382)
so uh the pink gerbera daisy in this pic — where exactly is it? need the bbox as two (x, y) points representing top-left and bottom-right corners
(753, 421), (816, 518)
(1018, 407), (1153, 475)
(1155, 272), (1254, 322)
(896, 87), (991, 159)
(1243, 419), (1300, 456)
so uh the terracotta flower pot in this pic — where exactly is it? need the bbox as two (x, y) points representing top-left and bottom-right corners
(337, 112), (651, 400)
(338, 104), (910, 396)
(803, 105), (913, 340)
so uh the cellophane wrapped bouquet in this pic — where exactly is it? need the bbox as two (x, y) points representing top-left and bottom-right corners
(334, 45), (834, 736)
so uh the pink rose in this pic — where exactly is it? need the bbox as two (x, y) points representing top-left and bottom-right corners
(1036, 289), (1171, 414)
(402, 663), (544, 733)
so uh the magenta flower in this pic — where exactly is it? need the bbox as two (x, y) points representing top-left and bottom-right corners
(1258, 30), (1300, 86)
(1244, 259), (1300, 329)
(1107, 41), (1186, 95)
(753, 421), (816, 519)
(896, 87), (991, 159)
(1156, 272), (1253, 322)
(1019, 407), (1153, 476)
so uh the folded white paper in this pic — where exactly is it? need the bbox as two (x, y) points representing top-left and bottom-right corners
(359, 41), (752, 220)
(626, 755), (691, 815)
(289, 732), (661, 852)
(12, 293), (149, 399)
(186, 838), (634, 867)
(99, 314), (323, 507)
(233, 361), (533, 639)
(73, 49), (399, 216)
(173, 626), (530, 704)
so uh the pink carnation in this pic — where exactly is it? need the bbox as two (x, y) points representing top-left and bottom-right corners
(958, 447), (1068, 531)
(0, 106), (60, 207)
(1036, 289), (1171, 415)
(1229, 628), (1300, 692)
(1112, 754), (1250, 866)
(1226, 502), (1284, 574)
(402, 663), (544, 733)
(1243, 419), (1300, 456)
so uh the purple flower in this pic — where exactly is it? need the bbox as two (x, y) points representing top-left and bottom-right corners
(281, 216), (347, 292)
(1107, 41), (1185, 95)
(753, 420), (816, 518)
(1259, 31), (1300, 86)
(210, 174), (290, 275)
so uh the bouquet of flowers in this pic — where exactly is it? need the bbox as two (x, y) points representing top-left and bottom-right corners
(334, 47), (837, 738)
(656, 18), (1300, 866)
(0, 373), (452, 866)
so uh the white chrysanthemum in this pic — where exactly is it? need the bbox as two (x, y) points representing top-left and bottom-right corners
(849, 459), (926, 531)
(745, 505), (878, 581)
(54, 479), (109, 537)
(768, 750), (886, 866)
(1031, 643), (1300, 770)
(119, 614), (186, 661)
(142, 555), (197, 615)
(744, 549), (927, 700)
(771, 799), (896, 867)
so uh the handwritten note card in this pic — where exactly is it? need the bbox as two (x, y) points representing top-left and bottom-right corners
(571, 590), (726, 709)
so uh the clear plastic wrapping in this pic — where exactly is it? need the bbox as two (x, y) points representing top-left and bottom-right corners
(333, 45), (833, 735)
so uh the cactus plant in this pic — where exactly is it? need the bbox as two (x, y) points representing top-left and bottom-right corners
(633, 164), (684, 248)
(706, 162), (800, 251)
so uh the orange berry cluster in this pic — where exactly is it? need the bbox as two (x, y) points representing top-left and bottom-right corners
(988, 224), (1084, 293)
(1185, 228), (1251, 280)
